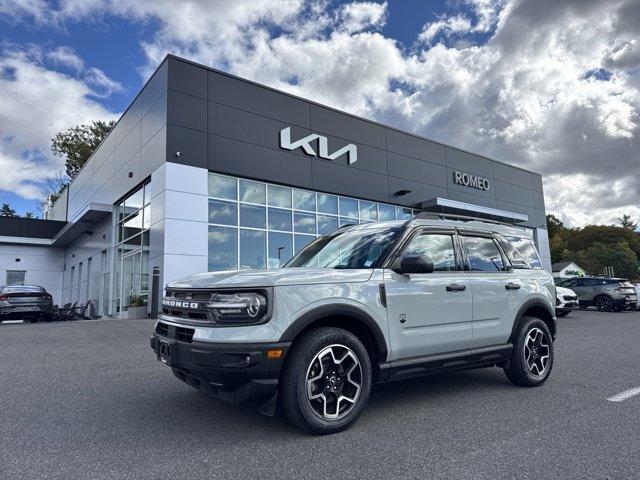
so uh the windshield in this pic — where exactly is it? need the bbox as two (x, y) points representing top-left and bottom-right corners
(285, 225), (403, 269)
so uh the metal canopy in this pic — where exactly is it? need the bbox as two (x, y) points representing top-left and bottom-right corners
(51, 203), (112, 247)
(419, 197), (529, 222)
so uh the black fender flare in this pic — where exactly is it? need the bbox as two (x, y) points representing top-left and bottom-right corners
(509, 299), (557, 342)
(279, 304), (389, 362)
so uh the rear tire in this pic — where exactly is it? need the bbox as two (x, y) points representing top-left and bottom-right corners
(280, 327), (372, 435)
(595, 295), (614, 312)
(504, 316), (554, 387)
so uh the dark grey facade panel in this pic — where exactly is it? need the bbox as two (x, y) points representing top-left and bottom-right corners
(0, 218), (66, 239)
(493, 180), (535, 207)
(310, 104), (386, 150)
(312, 160), (389, 202)
(209, 134), (313, 188)
(114, 151), (141, 201)
(387, 152), (447, 188)
(167, 57), (207, 99)
(142, 91), (167, 146)
(387, 176), (449, 207)
(166, 124), (207, 169)
(385, 129), (446, 166)
(535, 209), (547, 229)
(445, 147), (495, 179)
(321, 134), (387, 175)
(114, 120), (142, 171)
(167, 89), (207, 133)
(533, 190), (546, 211)
(493, 162), (533, 189)
(142, 60), (168, 115)
(116, 95), (142, 146)
(208, 102), (309, 156)
(141, 125), (167, 175)
(208, 71), (310, 128)
(531, 174), (544, 193)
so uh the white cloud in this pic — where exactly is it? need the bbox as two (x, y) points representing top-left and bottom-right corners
(0, 46), (117, 199)
(338, 1), (387, 33)
(1, 0), (639, 227)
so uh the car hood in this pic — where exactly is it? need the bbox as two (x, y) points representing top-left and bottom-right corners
(167, 268), (375, 289)
(556, 286), (576, 297)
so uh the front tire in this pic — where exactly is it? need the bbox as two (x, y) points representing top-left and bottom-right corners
(595, 295), (614, 312)
(280, 327), (372, 435)
(504, 316), (554, 387)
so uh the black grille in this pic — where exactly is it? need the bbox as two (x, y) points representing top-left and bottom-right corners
(155, 322), (195, 343)
(563, 295), (578, 301)
(166, 291), (212, 301)
(162, 308), (208, 320)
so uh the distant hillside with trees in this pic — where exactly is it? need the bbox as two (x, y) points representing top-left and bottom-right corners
(547, 214), (640, 280)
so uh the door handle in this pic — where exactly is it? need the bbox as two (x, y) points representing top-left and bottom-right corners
(505, 282), (521, 290)
(446, 284), (467, 292)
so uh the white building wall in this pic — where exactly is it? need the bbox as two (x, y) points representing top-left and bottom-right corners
(61, 216), (112, 312)
(147, 162), (208, 300)
(0, 243), (64, 304)
(536, 227), (552, 272)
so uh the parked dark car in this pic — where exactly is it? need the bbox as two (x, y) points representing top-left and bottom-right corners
(556, 277), (638, 312)
(0, 285), (54, 323)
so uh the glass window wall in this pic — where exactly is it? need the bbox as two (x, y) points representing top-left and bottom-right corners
(207, 173), (418, 271)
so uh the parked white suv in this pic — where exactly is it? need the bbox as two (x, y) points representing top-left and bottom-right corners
(151, 217), (557, 434)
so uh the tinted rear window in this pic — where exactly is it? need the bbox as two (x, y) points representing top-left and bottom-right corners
(1, 285), (45, 293)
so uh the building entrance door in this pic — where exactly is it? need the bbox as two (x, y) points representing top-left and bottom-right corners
(119, 249), (142, 312)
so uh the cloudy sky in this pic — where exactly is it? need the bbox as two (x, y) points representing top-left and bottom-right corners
(0, 0), (638, 226)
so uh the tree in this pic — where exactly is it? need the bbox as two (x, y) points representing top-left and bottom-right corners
(24, 212), (36, 218)
(37, 172), (70, 217)
(51, 120), (115, 179)
(546, 214), (566, 239)
(618, 214), (638, 231)
(0, 203), (17, 217)
(566, 225), (640, 259)
(574, 242), (639, 280)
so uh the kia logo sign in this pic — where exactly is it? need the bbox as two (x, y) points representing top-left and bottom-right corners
(280, 127), (358, 165)
(453, 171), (490, 191)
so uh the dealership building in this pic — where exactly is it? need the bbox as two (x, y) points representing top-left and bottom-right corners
(0, 55), (551, 315)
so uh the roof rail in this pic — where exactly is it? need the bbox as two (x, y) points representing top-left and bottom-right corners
(412, 211), (517, 226)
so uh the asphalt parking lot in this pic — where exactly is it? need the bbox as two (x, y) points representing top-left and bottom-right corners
(1, 309), (639, 480)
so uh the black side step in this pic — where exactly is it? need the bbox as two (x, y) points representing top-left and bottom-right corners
(376, 344), (513, 383)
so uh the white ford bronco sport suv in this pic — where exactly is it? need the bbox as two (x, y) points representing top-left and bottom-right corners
(151, 217), (556, 434)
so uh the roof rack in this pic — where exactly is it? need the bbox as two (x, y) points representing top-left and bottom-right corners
(412, 211), (517, 226)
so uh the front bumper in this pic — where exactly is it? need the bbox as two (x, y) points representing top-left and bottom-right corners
(150, 328), (290, 405)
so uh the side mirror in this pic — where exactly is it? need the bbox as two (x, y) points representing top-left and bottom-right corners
(393, 254), (434, 274)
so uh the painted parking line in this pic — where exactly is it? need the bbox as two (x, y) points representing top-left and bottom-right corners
(607, 387), (640, 402)
(1, 320), (24, 325)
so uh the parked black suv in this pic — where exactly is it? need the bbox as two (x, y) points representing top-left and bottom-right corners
(556, 277), (638, 312)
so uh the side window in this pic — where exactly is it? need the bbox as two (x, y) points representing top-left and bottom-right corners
(562, 279), (578, 287)
(403, 233), (457, 272)
(463, 236), (505, 272)
(496, 236), (529, 268)
(505, 236), (542, 269)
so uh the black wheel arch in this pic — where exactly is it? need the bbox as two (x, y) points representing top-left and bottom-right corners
(509, 299), (557, 342)
(279, 304), (389, 366)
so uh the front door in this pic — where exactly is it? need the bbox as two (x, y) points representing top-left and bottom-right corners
(384, 230), (472, 361)
(119, 249), (141, 312)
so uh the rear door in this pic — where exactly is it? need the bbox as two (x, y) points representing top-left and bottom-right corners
(384, 228), (472, 360)
(459, 232), (530, 348)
